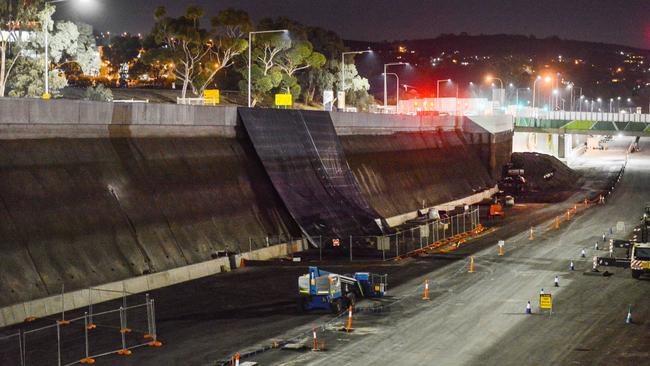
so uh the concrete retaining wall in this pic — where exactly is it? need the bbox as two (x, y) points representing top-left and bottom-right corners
(0, 98), (513, 327)
(0, 98), (238, 138)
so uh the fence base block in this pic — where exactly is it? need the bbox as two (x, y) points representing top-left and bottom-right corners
(80, 358), (96, 364)
(117, 349), (132, 356)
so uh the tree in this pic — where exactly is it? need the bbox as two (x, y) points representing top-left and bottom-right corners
(8, 6), (101, 97)
(104, 34), (141, 71)
(149, 6), (210, 98)
(0, 0), (42, 96)
(8, 57), (66, 97)
(190, 8), (251, 95)
(237, 33), (290, 106)
(83, 83), (112, 101)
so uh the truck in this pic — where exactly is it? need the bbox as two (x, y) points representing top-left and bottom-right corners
(298, 266), (387, 313)
(630, 243), (650, 279)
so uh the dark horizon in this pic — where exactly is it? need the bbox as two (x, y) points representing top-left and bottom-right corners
(57, 0), (650, 50)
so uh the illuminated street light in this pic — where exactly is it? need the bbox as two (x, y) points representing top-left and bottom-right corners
(340, 49), (372, 107)
(383, 62), (409, 110)
(43, 0), (94, 99)
(248, 29), (288, 107)
(485, 75), (503, 89)
(532, 75), (552, 109)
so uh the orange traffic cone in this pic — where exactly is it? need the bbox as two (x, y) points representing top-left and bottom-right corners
(422, 280), (430, 300)
(234, 352), (241, 366)
(312, 328), (319, 351)
(346, 306), (353, 332)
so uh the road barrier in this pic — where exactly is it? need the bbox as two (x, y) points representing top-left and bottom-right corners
(0, 291), (159, 366)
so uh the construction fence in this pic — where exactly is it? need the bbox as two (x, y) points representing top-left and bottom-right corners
(345, 207), (482, 261)
(0, 288), (160, 366)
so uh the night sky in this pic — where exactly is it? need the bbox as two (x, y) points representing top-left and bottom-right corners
(60, 0), (650, 49)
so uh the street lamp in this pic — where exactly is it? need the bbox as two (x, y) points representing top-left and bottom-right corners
(383, 62), (408, 110)
(382, 72), (400, 113)
(532, 76), (552, 110)
(436, 78), (451, 110)
(42, 0), (92, 99)
(340, 50), (372, 105)
(248, 29), (288, 107)
(485, 75), (503, 89)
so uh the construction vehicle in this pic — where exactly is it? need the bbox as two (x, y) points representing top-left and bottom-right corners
(630, 243), (650, 279)
(298, 266), (387, 313)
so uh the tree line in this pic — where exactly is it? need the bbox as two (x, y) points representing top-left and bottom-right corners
(0, 1), (373, 109)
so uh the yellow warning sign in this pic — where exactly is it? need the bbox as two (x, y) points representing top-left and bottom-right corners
(275, 93), (293, 107)
(203, 89), (220, 105)
(540, 294), (552, 309)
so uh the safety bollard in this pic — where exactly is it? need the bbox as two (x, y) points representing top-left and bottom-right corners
(581, 248), (586, 258)
(570, 261), (575, 271)
(554, 275), (559, 287)
(529, 227), (534, 240)
(555, 216), (560, 230)
(234, 352), (240, 366)
(469, 256), (474, 273)
(566, 209), (571, 221)
(422, 280), (430, 300)
(526, 301), (532, 314)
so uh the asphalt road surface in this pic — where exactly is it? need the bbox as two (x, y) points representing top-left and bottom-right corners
(247, 137), (650, 366)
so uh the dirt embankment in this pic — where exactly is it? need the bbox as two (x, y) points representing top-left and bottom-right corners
(510, 152), (582, 202)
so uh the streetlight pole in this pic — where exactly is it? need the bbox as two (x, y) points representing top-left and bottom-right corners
(340, 50), (371, 108)
(383, 72), (399, 113)
(436, 79), (451, 111)
(383, 62), (408, 111)
(42, 0), (74, 99)
(248, 29), (287, 107)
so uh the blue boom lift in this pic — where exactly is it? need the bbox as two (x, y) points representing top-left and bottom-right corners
(298, 266), (387, 313)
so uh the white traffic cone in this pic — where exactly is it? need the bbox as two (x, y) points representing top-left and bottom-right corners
(570, 261), (575, 271)
(626, 307), (633, 324)
(554, 276), (559, 287)
(526, 301), (532, 314)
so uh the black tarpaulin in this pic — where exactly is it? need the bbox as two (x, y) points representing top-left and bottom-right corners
(238, 108), (383, 243)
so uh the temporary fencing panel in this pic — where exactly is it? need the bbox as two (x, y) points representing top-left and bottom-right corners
(7, 290), (158, 366)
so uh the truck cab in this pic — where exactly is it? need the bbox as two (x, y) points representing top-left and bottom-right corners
(630, 243), (650, 279)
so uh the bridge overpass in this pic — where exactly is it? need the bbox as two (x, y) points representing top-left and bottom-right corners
(513, 109), (650, 136)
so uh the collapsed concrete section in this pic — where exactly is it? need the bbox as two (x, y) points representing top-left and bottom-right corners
(0, 98), (512, 311)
